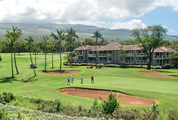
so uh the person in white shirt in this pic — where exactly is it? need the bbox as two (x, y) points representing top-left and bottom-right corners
(81, 75), (83, 84)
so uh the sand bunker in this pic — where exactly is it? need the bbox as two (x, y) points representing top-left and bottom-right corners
(138, 71), (178, 78)
(58, 88), (157, 106)
(42, 70), (81, 75)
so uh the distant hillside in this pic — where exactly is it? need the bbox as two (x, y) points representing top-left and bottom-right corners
(0, 23), (177, 42)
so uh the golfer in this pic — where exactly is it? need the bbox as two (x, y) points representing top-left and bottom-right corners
(67, 76), (70, 85)
(91, 75), (94, 84)
(81, 75), (83, 84)
(71, 75), (74, 83)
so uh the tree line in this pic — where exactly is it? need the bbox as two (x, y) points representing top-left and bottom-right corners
(0, 26), (104, 78)
(0, 25), (177, 78)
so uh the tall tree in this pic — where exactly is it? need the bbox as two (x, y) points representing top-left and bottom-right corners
(39, 35), (51, 70)
(130, 25), (167, 70)
(47, 39), (55, 69)
(24, 35), (36, 76)
(4, 36), (17, 78)
(4, 26), (22, 74)
(50, 29), (65, 70)
(81, 38), (95, 46)
(168, 52), (178, 69)
(65, 28), (78, 61)
(32, 44), (40, 65)
(92, 31), (103, 68)
(98, 38), (107, 45)
(75, 39), (81, 47)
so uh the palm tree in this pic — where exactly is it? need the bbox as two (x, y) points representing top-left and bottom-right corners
(92, 31), (103, 68)
(24, 35), (36, 76)
(48, 39), (55, 69)
(4, 35), (17, 78)
(39, 35), (51, 70)
(65, 28), (78, 61)
(50, 30), (65, 70)
(4, 26), (22, 74)
(75, 39), (81, 47)
(32, 45), (40, 65)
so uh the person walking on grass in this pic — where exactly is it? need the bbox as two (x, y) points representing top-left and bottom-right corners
(81, 74), (83, 84)
(67, 76), (70, 85)
(71, 75), (74, 83)
(91, 75), (94, 84)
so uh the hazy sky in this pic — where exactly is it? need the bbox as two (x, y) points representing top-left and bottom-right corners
(0, 0), (177, 35)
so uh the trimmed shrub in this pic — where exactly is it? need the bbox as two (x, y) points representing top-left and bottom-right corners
(163, 64), (173, 69)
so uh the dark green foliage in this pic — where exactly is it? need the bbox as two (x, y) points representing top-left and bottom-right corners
(169, 52), (178, 68)
(56, 101), (61, 112)
(168, 109), (178, 120)
(0, 92), (15, 104)
(0, 55), (2, 61)
(99, 91), (119, 115)
(91, 99), (100, 111)
(0, 108), (9, 119)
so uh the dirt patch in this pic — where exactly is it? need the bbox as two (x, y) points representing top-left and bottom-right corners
(42, 70), (81, 75)
(58, 88), (157, 106)
(138, 71), (178, 78)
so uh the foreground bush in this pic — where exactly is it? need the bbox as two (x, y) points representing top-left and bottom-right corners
(0, 92), (15, 104)
(2, 92), (178, 120)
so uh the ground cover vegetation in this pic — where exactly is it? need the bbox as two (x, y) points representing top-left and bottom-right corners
(0, 25), (178, 119)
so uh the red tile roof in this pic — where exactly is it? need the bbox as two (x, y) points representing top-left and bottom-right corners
(74, 42), (176, 53)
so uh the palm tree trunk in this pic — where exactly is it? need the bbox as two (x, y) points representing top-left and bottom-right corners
(14, 49), (19, 74)
(45, 46), (46, 70)
(95, 38), (98, 68)
(59, 41), (62, 70)
(11, 51), (14, 78)
(35, 52), (36, 65)
(52, 49), (54, 69)
(30, 48), (36, 76)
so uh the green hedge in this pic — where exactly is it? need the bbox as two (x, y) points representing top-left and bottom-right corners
(63, 62), (162, 69)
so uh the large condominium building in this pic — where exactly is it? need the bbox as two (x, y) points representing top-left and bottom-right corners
(74, 42), (177, 66)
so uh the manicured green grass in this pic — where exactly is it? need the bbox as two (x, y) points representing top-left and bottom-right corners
(0, 53), (178, 111)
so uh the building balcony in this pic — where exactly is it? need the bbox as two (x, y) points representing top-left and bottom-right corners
(89, 60), (96, 63)
(98, 53), (107, 57)
(136, 60), (148, 64)
(77, 53), (83, 56)
(154, 55), (169, 59)
(75, 59), (83, 63)
(88, 54), (96, 57)
(99, 60), (107, 63)
(136, 53), (147, 56)
(124, 60), (134, 64)
(125, 53), (134, 56)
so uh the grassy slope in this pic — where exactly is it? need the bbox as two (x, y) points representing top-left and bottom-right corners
(0, 53), (178, 111)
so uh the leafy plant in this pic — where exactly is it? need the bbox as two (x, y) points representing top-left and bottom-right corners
(99, 91), (119, 115)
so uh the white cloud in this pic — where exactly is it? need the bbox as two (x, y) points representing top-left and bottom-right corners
(169, 29), (176, 33)
(0, 0), (177, 26)
(111, 20), (147, 30)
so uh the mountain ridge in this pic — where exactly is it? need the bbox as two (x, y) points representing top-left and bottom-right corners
(0, 23), (177, 42)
